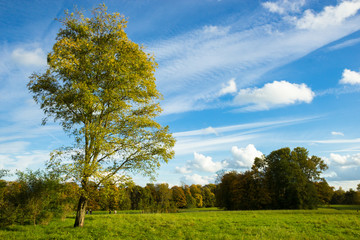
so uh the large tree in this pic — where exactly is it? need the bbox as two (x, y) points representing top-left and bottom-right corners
(216, 147), (327, 210)
(254, 147), (327, 209)
(28, 5), (175, 227)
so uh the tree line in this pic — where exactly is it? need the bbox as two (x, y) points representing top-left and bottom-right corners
(84, 181), (217, 213)
(0, 169), (216, 227)
(1, 147), (359, 227)
(216, 147), (360, 210)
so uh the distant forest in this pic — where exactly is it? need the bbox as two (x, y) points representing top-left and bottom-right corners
(1, 147), (359, 227)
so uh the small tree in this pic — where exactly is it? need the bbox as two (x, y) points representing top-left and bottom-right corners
(28, 5), (175, 227)
(216, 171), (237, 210)
(172, 186), (187, 208)
(315, 180), (334, 205)
(183, 185), (196, 208)
(0, 170), (66, 226)
(202, 186), (216, 208)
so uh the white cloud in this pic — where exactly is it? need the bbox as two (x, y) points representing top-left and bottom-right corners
(330, 153), (347, 165)
(263, 0), (305, 14)
(0, 150), (49, 171)
(321, 170), (338, 178)
(0, 155), (13, 170)
(331, 131), (344, 136)
(219, 78), (237, 96)
(0, 100), (64, 147)
(330, 153), (360, 165)
(340, 69), (360, 85)
(234, 81), (315, 111)
(176, 152), (227, 174)
(204, 127), (218, 136)
(191, 152), (227, 172)
(11, 48), (46, 67)
(295, 0), (360, 30)
(175, 166), (192, 174)
(0, 45), (43, 106)
(327, 180), (360, 191)
(182, 174), (214, 185)
(202, 25), (230, 36)
(174, 145), (263, 178)
(0, 141), (30, 154)
(348, 154), (360, 165)
(230, 144), (263, 167)
(9, 99), (45, 126)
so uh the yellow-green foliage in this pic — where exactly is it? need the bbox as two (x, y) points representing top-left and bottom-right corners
(28, 4), (175, 186)
(27, 4), (175, 227)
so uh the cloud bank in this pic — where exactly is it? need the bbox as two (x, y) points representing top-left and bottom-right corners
(330, 153), (360, 166)
(181, 174), (215, 185)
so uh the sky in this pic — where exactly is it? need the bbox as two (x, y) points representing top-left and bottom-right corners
(1, 0), (360, 190)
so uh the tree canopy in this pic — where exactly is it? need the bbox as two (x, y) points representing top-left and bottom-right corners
(217, 147), (328, 210)
(28, 4), (175, 227)
(255, 147), (327, 209)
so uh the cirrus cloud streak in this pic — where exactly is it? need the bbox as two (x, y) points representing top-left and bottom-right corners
(151, 0), (360, 115)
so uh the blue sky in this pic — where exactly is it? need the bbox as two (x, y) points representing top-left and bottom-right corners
(1, 0), (360, 190)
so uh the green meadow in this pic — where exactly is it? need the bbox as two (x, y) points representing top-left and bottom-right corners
(1, 206), (359, 240)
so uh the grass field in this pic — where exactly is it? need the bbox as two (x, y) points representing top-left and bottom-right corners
(1, 206), (359, 239)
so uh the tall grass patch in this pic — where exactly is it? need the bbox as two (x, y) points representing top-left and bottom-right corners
(1, 207), (359, 239)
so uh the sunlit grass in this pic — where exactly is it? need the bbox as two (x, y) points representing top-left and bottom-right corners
(1, 206), (359, 239)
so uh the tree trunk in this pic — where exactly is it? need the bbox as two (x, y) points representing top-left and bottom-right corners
(74, 195), (87, 227)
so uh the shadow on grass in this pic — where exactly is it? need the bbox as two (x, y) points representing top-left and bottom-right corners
(326, 205), (360, 210)
(0, 226), (26, 232)
(178, 208), (221, 213)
